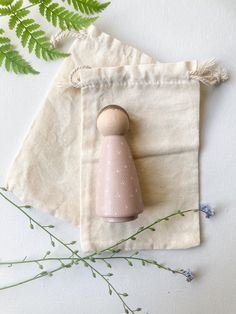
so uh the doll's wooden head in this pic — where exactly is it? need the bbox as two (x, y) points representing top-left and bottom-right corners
(97, 104), (130, 136)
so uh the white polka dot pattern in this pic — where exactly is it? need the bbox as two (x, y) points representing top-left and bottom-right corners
(96, 135), (144, 222)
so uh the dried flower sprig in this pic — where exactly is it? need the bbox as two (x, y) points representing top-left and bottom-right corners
(0, 188), (137, 314)
(0, 188), (213, 313)
(0, 254), (194, 281)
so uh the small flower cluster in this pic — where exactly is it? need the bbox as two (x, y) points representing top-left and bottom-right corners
(180, 269), (195, 282)
(200, 203), (215, 219)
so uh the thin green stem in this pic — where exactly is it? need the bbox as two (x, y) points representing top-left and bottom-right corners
(17, 3), (37, 12)
(0, 256), (177, 272)
(96, 256), (183, 274)
(0, 264), (67, 291)
(0, 253), (189, 282)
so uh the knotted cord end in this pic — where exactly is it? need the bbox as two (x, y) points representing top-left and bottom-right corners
(188, 59), (229, 86)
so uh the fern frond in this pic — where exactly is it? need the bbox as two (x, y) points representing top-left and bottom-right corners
(64, 0), (110, 15)
(0, 0), (109, 74)
(7, 1), (69, 60)
(30, 0), (96, 31)
(0, 28), (39, 74)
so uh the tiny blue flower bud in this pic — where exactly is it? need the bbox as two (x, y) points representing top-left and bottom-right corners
(180, 269), (195, 282)
(200, 203), (215, 218)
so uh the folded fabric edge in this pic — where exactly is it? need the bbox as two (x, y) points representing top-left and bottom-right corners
(76, 59), (229, 89)
(76, 61), (198, 89)
(4, 183), (81, 227)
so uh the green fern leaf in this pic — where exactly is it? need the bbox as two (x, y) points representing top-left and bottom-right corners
(33, 0), (96, 31)
(0, 0), (108, 74)
(64, 0), (110, 15)
(0, 6), (11, 15)
(0, 28), (39, 74)
(9, 4), (69, 60)
(15, 8), (30, 18)
(29, 35), (37, 52)
(11, 0), (22, 11)
(0, 37), (9, 44)
(0, 0), (14, 6)
(8, 15), (17, 28)
(21, 29), (30, 47)
(15, 20), (24, 37)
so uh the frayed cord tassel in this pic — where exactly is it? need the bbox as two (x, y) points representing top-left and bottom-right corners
(188, 59), (229, 86)
(50, 29), (87, 48)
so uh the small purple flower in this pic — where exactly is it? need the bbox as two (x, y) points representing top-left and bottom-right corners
(200, 203), (215, 218)
(180, 269), (195, 282)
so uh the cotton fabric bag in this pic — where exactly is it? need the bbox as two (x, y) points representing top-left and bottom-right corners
(79, 62), (200, 251)
(5, 25), (228, 251)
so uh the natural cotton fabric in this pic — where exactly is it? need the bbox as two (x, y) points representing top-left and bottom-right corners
(79, 62), (200, 251)
(6, 25), (203, 251)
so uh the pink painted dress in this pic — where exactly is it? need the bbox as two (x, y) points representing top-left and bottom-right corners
(96, 105), (144, 223)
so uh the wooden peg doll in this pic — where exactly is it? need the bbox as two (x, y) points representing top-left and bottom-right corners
(96, 104), (144, 222)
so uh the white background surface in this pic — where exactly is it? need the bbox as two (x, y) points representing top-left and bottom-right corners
(0, 1), (236, 313)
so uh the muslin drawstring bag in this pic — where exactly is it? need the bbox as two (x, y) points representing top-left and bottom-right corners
(77, 62), (200, 251)
(5, 25), (228, 251)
